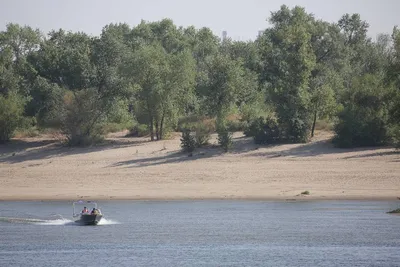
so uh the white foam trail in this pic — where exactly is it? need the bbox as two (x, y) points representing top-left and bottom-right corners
(35, 217), (120, 226)
(34, 218), (74, 226)
(0, 216), (119, 226)
(97, 218), (120, 225)
(0, 217), (45, 224)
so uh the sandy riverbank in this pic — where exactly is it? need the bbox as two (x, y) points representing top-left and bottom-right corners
(0, 131), (399, 201)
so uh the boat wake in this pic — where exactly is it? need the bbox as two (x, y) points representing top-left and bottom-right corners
(0, 216), (47, 224)
(97, 218), (120, 225)
(0, 216), (120, 226)
(35, 218), (75, 226)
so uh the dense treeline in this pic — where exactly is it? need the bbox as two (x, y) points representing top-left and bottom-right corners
(0, 5), (399, 149)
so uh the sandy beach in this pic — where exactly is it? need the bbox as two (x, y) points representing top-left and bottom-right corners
(0, 131), (399, 201)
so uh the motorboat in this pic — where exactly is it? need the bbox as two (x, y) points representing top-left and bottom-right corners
(73, 200), (103, 225)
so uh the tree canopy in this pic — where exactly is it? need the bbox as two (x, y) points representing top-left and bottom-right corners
(0, 6), (399, 148)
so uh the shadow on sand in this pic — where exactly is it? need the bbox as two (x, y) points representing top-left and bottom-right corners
(110, 136), (399, 168)
(243, 139), (399, 159)
(1, 134), (398, 167)
(109, 136), (263, 168)
(0, 138), (150, 164)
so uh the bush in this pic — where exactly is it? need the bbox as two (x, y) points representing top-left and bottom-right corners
(333, 106), (389, 148)
(14, 127), (40, 138)
(243, 120), (258, 138)
(177, 115), (216, 133)
(178, 120), (213, 147)
(315, 120), (334, 131)
(217, 128), (233, 152)
(387, 208), (400, 214)
(177, 115), (202, 132)
(127, 124), (150, 137)
(107, 100), (132, 125)
(101, 121), (134, 134)
(180, 129), (196, 153)
(0, 92), (26, 143)
(245, 116), (281, 144)
(67, 132), (104, 147)
(287, 116), (311, 143)
(194, 122), (212, 147)
(60, 89), (107, 147)
(389, 125), (400, 149)
(333, 74), (393, 148)
(226, 120), (246, 132)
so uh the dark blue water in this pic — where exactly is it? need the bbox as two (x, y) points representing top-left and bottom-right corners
(1, 200), (399, 267)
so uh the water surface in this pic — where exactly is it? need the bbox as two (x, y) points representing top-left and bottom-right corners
(0, 200), (399, 266)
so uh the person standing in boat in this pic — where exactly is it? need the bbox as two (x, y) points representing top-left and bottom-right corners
(91, 208), (99, 215)
(82, 207), (89, 214)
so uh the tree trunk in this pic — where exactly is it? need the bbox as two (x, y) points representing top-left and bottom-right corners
(146, 99), (154, 141)
(155, 119), (160, 140)
(159, 112), (165, 140)
(149, 116), (154, 141)
(311, 106), (318, 138)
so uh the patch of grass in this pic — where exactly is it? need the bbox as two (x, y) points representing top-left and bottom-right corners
(315, 120), (334, 131)
(387, 208), (400, 214)
(177, 113), (245, 134)
(101, 122), (133, 134)
(126, 124), (149, 137)
(301, 190), (310, 195)
(226, 120), (246, 132)
(177, 116), (216, 133)
(66, 134), (104, 147)
(40, 128), (62, 135)
(14, 127), (40, 138)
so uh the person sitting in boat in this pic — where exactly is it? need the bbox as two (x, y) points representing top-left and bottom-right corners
(91, 208), (99, 215)
(82, 207), (89, 214)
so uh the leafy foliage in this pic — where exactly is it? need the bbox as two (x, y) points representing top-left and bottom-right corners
(122, 43), (195, 140)
(180, 129), (196, 153)
(127, 124), (150, 138)
(245, 117), (281, 145)
(0, 6), (399, 150)
(389, 125), (400, 149)
(259, 6), (316, 143)
(194, 122), (212, 147)
(333, 75), (393, 147)
(217, 128), (233, 152)
(60, 89), (108, 146)
(0, 92), (26, 143)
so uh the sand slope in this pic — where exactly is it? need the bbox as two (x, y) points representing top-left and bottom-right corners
(0, 131), (399, 201)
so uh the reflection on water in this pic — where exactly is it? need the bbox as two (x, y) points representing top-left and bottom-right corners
(0, 200), (399, 267)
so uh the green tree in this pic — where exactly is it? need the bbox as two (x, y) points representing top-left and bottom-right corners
(338, 14), (369, 47)
(122, 44), (195, 140)
(0, 92), (26, 143)
(309, 71), (338, 137)
(260, 5), (316, 142)
(200, 54), (258, 120)
(333, 74), (394, 147)
(387, 27), (400, 148)
(308, 21), (343, 137)
(60, 89), (108, 146)
(30, 30), (127, 145)
(25, 76), (64, 127)
(217, 127), (233, 152)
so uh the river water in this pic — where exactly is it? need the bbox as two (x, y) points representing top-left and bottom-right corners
(0, 200), (399, 267)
